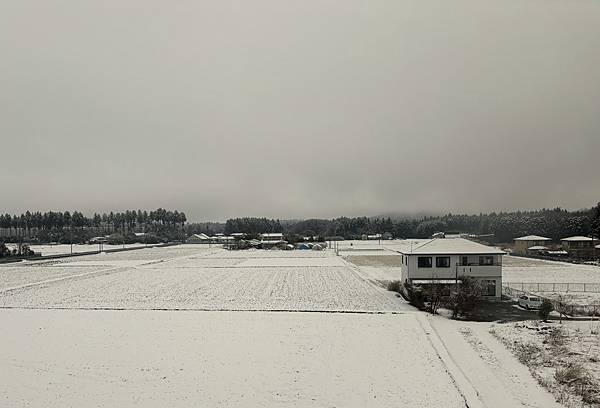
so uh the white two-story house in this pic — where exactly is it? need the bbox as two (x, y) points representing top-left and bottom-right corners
(395, 238), (504, 298)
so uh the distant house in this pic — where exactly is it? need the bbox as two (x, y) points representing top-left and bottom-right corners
(259, 233), (286, 249)
(397, 238), (504, 298)
(513, 235), (552, 255)
(561, 236), (595, 259)
(361, 234), (382, 240)
(259, 233), (284, 242)
(526, 246), (548, 255)
(186, 233), (210, 244)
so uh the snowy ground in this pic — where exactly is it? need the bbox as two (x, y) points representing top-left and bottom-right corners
(492, 320), (600, 407)
(0, 248), (407, 311)
(28, 243), (145, 256)
(503, 256), (600, 304)
(338, 242), (403, 285)
(504, 255), (600, 284)
(342, 254), (403, 286)
(0, 310), (466, 408)
(0, 245), (565, 407)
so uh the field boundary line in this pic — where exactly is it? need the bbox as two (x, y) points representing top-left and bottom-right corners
(0, 306), (409, 314)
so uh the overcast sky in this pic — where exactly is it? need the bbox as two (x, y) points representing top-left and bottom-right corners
(1, 1), (599, 221)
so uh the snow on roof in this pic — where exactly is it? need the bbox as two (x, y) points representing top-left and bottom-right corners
(561, 236), (593, 242)
(260, 233), (283, 238)
(394, 238), (504, 255)
(596, 244), (600, 249)
(189, 233), (209, 239)
(514, 235), (551, 241)
(527, 246), (548, 250)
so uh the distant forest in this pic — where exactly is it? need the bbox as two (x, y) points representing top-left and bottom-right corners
(0, 209), (186, 243)
(2, 204), (600, 244)
(193, 204), (600, 243)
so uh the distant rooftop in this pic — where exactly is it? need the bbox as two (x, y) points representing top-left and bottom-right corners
(189, 233), (209, 239)
(527, 246), (548, 250)
(514, 235), (551, 241)
(391, 238), (504, 255)
(561, 236), (593, 242)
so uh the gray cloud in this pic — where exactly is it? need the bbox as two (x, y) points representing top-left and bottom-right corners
(1, 0), (599, 221)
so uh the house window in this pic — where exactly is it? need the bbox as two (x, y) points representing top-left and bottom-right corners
(479, 256), (494, 266)
(418, 257), (432, 268)
(461, 256), (468, 266)
(436, 257), (450, 268)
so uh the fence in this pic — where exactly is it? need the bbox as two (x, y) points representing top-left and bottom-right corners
(502, 285), (600, 317)
(504, 282), (600, 293)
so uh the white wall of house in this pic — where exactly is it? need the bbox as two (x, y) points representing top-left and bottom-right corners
(399, 253), (502, 297)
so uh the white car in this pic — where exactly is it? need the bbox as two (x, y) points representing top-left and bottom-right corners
(518, 295), (542, 310)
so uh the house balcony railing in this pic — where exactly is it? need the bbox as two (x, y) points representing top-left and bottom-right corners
(458, 262), (502, 267)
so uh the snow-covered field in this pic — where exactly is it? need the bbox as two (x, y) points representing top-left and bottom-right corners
(28, 243), (145, 255)
(0, 247), (407, 311)
(503, 256), (600, 304)
(504, 256), (600, 284)
(0, 245), (564, 407)
(0, 309), (466, 408)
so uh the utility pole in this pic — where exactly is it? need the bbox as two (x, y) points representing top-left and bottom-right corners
(455, 262), (459, 293)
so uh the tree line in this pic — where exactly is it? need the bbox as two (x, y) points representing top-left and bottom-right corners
(0, 209), (187, 243)
(3, 203), (599, 244)
(215, 204), (599, 242)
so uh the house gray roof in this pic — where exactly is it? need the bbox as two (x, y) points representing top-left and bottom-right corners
(393, 238), (505, 255)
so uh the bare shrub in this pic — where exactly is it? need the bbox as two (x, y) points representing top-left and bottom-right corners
(514, 342), (543, 365)
(387, 280), (401, 293)
(446, 276), (484, 319)
(545, 327), (568, 349)
(581, 386), (600, 405)
(554, 294), (570, 322)
(538, 298), (553, 322)
(554, 363), (586, 386)
(427, 281), (445, 314)
(403, 282), (425, 310)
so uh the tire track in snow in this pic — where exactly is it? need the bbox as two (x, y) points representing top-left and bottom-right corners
(415, 314), (483, 408)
